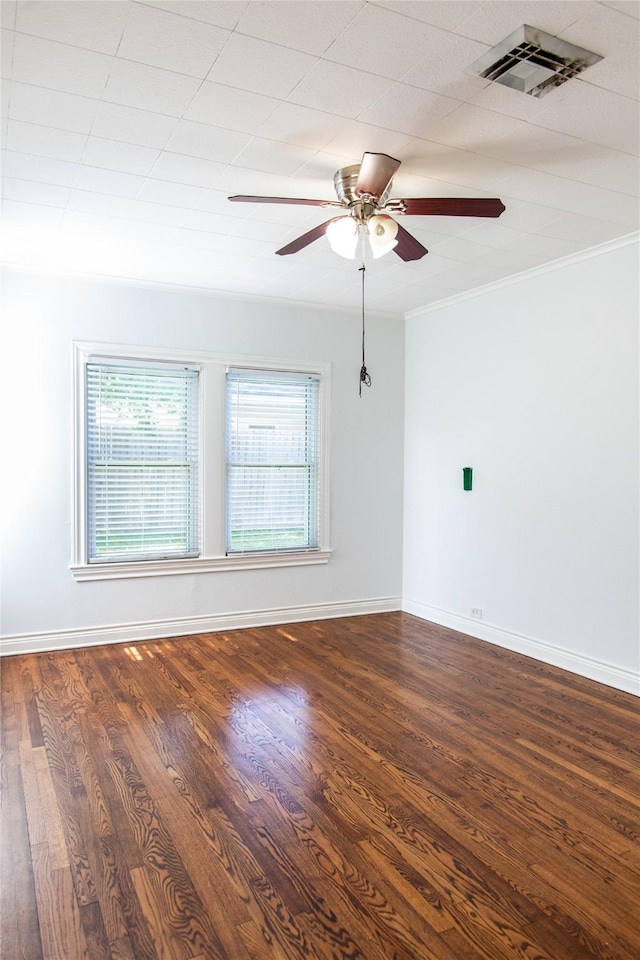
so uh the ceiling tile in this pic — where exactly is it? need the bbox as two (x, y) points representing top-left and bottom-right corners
(2, 199), (64, 227)
(542, 177), (639, 227)
(583, 53), (640, 99)
(11, 33), (112, 98)
(134, 1), (248, 30)
(398, 29), (490, 97)
(287, 61), (393, 119)
(206, 34), (317, 98)
(601, 1), (640, 18)
(81, 137), (160, 176)
(1, 78), (9, 117)
(323, 4), (440, 80)
(215, 164), (318, 199)
(68, 189), (132, 218)
(15, 0), (129, 54)
(231, 217), (290, 242)
(396, 143), (516, 189)
(1, 27), (14, 79)
(234, 1), (363, 55)
(358, 82), (462, 137)
(185, 81), (280, 133)
(233, 137), (317, 177)
(429, 235), (494, 262)
(501, 232), (587, 260)
(559, 3), (639, 58)
(3, 176), (70, 206)
(193, 187), (238, 215)
(459, 222), (529, 247)
(4, 149), (78, 186)
(496, 198), (567, 231)
(150, 151), (227, 187)
(483, 125), (613, 176)
(73, 165), (146, 198)
(165, 120), (251, 162)
(117, 3), (229, 78)
(534, 212), (630, 244)
(176, 207), (243, 233)
(0, 2), (16, 29)
(256, 102), (350, 151)
(581, 153), (640, 196)
(322, 121), (414, 161)
(530, 81), (640, 154)
(127, 198), (196, 226)
(424, 102), (525, 150)
(103, 59), (201, 116)
(91, 102), (179, 149)
(6, 119), (87, 162)
(8, 82), (100, 133)
(135, 177), (209, 207)
(454, 1), (596, 45)
(372, 2), (481, 32)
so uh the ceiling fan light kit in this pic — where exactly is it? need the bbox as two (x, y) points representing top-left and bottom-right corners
(228, 152), (506, 262)
(467, 25), (603, 98)
(228, 153), (506, 394)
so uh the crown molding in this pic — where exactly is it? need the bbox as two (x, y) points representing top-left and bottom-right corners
(405, 232), (640, 320)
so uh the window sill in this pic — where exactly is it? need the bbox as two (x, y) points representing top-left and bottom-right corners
(70, 550), (332, 582)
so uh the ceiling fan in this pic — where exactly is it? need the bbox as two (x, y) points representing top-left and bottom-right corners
(229, 152), (505, 261)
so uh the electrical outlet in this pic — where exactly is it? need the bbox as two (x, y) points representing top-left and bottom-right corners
(471, 608), (483, 619)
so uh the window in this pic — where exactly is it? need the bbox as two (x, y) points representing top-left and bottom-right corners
(72, 343), (330, 580)
(86, 359), (199, 563)
(226, 369), (320, 554)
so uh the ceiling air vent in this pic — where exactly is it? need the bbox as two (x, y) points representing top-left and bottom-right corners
(467, 25), (603, 98)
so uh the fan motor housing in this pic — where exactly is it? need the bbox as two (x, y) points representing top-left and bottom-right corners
(334, 164), (393, 208)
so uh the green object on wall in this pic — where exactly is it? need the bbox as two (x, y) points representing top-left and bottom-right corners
(463, 467), (472, 491)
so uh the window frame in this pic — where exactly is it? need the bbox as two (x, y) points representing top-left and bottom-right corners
(71, 342), (331, 581)
(225, 367), (322, 557)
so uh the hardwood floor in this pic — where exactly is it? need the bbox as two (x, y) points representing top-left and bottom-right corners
(1, 612), (639, 960)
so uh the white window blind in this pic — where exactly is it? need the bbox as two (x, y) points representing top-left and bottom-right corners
(226, 369), (321, 554)
(86, 360), (199, 563)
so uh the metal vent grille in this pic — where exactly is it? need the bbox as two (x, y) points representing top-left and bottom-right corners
(467, 25), (603, 98)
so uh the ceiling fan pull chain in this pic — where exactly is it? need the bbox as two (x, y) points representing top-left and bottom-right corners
(359, 263), (371, 397)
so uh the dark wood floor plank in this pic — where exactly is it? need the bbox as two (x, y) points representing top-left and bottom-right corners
(30, 843), (88, 960)
(2, 613), (639, 960)
(1, 758), (44, 959)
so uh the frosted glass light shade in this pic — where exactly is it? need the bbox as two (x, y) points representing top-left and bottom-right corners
(326, 217), (358, 259)
(368, 215), (398, 258)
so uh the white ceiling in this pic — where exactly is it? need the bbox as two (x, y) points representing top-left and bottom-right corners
(1, 0), (639, 314)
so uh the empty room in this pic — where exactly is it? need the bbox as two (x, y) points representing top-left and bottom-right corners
(1, 1), (639, 958)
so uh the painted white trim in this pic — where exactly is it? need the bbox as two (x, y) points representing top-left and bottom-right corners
(0, 597), (402, 657)
(405, 232), (640, 319)
(402, 599), (639, 696)
(70, 550), (332, 581)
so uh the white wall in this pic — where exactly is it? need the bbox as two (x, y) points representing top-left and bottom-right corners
(1, 271), (405, 650)
(403, 238), (640, 694)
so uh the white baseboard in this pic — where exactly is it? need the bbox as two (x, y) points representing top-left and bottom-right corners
(402, 599), (639, 697)
(0, 597), (402, 657)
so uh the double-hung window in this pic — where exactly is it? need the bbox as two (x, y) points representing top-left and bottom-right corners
(72, 344), (330, 580)
(226, 369), (320, 555)
(85, 359), (200, 563)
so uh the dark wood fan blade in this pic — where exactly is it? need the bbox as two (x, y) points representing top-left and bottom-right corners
(275, 217), (346, 256)
(394, 222), (429, 261)
(229, 195), (341, 207)
(398, 198), (505, 217)
(355, 153), (401, 200)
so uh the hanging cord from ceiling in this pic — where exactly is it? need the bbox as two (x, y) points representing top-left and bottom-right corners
(359, 235), (371, 397)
